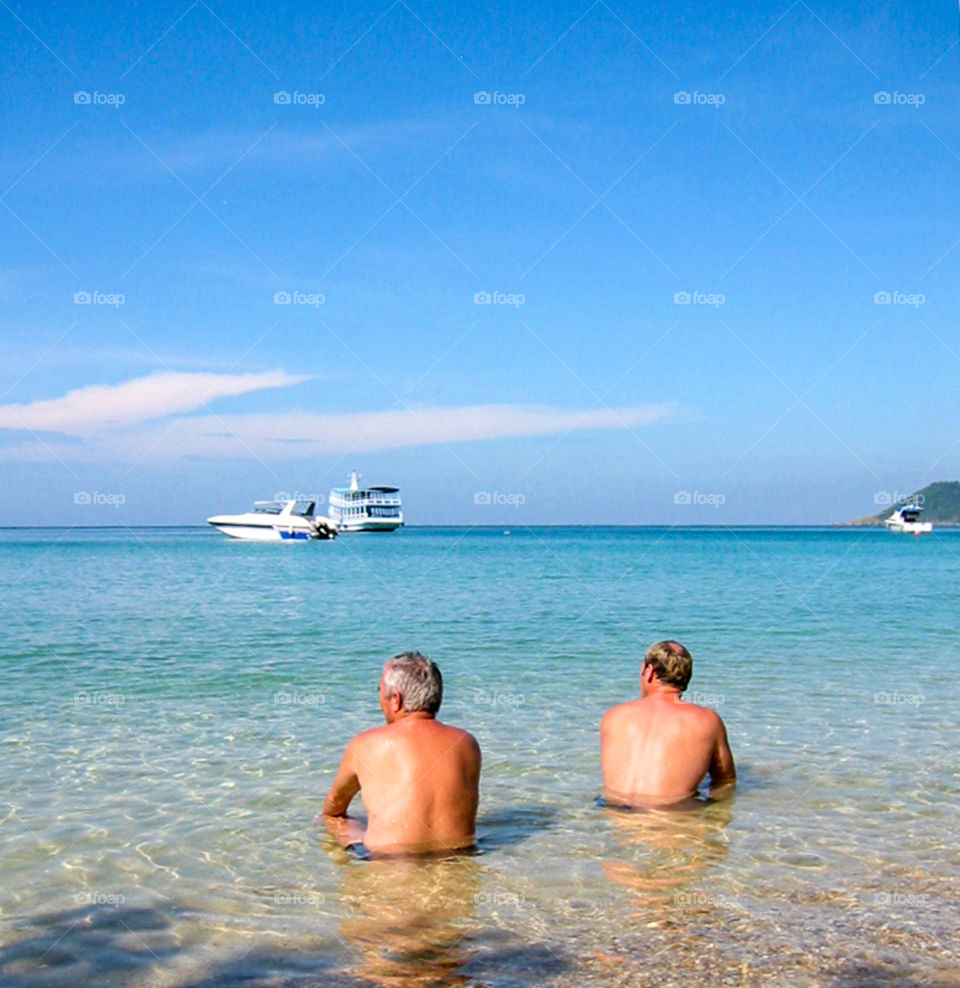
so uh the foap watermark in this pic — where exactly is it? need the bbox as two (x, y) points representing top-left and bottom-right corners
(74, 491), (125, 508)
(674, 491), (726, 508)
(75, 890), (126, 907)
(874, 491), (923, 507)
(74, 90), (125, 106)
(874, 691), (924, 707)
(474, 290), (525, 308)
(273, 892), (326, 906)
(474, 491), (526, 507)
(686, 691), (725, 706)
(474, 90), (525, 107)
(73, 691), (125, 707)
(274, 90), (325, 107)
(474, 891), (525, 907)
(275, 690), (325, 707)
(274, 290), (325, 307)
(274, 491), (325, 504)
(674, 890), (739, 908)
(674, 290), (725, 307)
(674, 90), (725, 106)
(874, 90), (925, 106)
(474, 689), (525, 708)
(74, 290), (125, 308)
(874, 290), (925, 308)
(872, 891), (928, 908)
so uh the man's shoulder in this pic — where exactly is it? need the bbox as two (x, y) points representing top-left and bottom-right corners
(603, 698), (644, 718)
(348, 723), (393, 750)
(678, 698), (725, 730)
(434, 721), (481, 750)
(601, 699), (644, 729)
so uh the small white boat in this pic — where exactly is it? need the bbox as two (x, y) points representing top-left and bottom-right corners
(207, 499), (338, 541)
(328, 470), (403, 533)
(884, 503), (932, 535)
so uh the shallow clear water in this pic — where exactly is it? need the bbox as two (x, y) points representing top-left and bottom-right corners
(0, 526), (958, 986)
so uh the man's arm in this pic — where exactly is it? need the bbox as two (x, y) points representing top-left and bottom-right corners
(323, 741), (361, 817)
(319, 741), (367, 847)
(707, 716), (736, 798)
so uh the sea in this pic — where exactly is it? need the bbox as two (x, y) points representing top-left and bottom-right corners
(0, 526), (957, 987)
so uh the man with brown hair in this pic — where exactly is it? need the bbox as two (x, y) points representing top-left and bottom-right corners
(601, 640), (735, 807)
(322, 652), (481, 856)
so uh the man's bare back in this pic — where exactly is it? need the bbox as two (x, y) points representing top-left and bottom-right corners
(323, 654), (481, 855)
(601, 641), (734, 807)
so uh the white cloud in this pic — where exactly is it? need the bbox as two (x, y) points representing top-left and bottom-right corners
(0, 370), (306, 434)
(0, 401), (678, 462)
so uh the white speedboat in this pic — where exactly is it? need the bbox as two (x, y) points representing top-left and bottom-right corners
(328, 471), (403, 533)
(884, 503), (932, 535)
(207, 499), (338, 541)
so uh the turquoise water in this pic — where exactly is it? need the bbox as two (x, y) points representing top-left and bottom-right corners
(1, 526), (958, 986)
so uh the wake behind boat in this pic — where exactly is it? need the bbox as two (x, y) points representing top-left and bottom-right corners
(207, 499), (338, 541)
(884, 503), (932, 535)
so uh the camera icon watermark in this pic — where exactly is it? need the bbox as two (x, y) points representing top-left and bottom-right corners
(74, 890), (126, 907)
(674, 290), (725, 307)
(474, 491), (526, 507)
(74, 91), (125, 106)
(873, 491), (922, 507)
(874, 691), (924, 707)
(274, 690), (325, 707)
(674, 490), (725, 508)
(872, 891), (928, 907)
(473, 90), (525, 107)
(873, 91), (925, 106)
(73, 290), (125, 308)
(273, 490), (324, 504)
(273, 891), (326, 906)
(474, 689), (526, 707)
(73, 491), (127, 508)
(473, 290), (525, 308)
(74, 491), (125, 508)
(673, 90), (725, 106)
(674, 890), (738, 907)
(474, 890), (525, 906)
(73, 691), (125, 707)
(273, 90), (325, 107)
(274, 290), (325, 307)
(873, 290), (925, 308)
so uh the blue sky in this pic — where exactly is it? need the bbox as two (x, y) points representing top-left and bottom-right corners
(1, 0), (958, 524)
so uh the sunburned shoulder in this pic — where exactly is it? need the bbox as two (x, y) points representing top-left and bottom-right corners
(603, 699), (644, 721)
(676, 699), (724, 729)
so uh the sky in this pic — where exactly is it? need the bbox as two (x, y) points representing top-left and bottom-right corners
(1, 0), (958, 525)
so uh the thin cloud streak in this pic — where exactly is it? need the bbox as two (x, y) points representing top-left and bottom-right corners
(0, 402), (679, 461)
(0, 370), (307, 434)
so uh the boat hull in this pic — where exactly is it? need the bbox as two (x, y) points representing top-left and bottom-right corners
(208, 521), (314, 541)
(884, 522), (932, 534)
(336, 519), (404, 533)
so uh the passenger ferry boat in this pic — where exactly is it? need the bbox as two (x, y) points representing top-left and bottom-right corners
(207, 499), (338, 541)
(328, 471), (403, 533)
(884, 503), (932, 535)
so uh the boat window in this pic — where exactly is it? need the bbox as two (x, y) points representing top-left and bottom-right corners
(253, 502), (282, 515)
(292, 501), (315, 517)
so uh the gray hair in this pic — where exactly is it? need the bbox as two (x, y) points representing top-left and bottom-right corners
(383, 652), (443, 714)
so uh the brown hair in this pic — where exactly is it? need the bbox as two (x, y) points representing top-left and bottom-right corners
(644, 640), (693, 691)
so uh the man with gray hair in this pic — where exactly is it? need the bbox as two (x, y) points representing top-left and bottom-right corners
(323, 652), (482, 856)
(601, 640), (735, 807)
